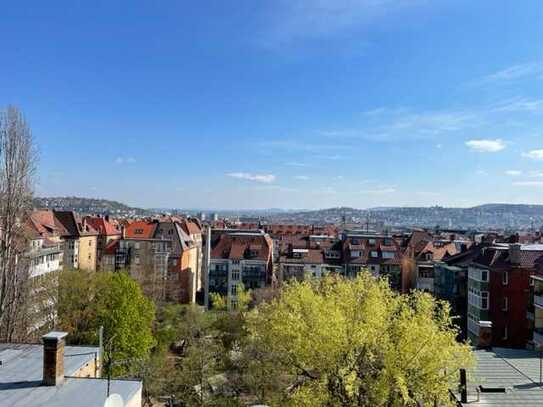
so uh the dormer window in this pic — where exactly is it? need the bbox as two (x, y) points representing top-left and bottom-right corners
(425, 252), (433, 261)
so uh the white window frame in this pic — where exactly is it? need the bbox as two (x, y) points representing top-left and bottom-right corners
(502, 296), (508, 311)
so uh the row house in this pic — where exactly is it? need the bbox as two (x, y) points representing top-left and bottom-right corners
(467, 243), (543, 348)
(209, 230), (273, 308)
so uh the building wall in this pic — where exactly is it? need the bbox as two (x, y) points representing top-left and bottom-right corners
(489, 267), (532, 348)
(63, 238), (79, 269)
(78, 235), (98, 271)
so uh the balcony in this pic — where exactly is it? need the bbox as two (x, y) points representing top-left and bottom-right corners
(534, 292), (543, 309)
(534, 328), (543, 346)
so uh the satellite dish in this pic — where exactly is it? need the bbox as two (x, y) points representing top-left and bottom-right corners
(104, 393), (124, 407)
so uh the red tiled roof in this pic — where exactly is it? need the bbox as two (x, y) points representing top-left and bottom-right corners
(211, 233), (272, 262)
(124, 220), (158, 239)
(84, 216), (121, 236)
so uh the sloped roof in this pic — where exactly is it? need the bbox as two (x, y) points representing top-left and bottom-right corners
(211, 232), (272, 262)
(124, 220), (158, 239)
(84, 216), (121, 236)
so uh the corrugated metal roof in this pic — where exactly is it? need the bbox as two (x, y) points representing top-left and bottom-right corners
(0, 343), (142, 406)
(456, 347), (543, 406)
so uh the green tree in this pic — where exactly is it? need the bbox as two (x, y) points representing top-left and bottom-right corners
(57, 270), (156, 375)
(245, 273), (473, 407)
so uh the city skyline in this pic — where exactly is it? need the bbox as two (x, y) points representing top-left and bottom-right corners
(3, 1), (543, 209)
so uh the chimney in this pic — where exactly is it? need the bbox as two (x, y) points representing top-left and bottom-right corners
(510, 243), (522, 265)
(42, 331), (68, 386)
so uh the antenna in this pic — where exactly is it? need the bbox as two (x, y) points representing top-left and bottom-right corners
(104, 394), (124, 407)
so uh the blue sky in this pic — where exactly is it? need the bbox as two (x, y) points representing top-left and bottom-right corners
(2, 1), (543, 209)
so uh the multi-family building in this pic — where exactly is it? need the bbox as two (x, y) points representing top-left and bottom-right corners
(53, 211), (99, 270)
(341, 231), (404, 291)
(84, 215), (121, 270)
(278, 235), (344, 281)
(467, 243), (543, 348)
(209, 230), (273, 308)
(154, 216), (201, 303)
(529, 254), (543, 348)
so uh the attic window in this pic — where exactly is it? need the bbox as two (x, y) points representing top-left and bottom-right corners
(135, 228), (144, 234)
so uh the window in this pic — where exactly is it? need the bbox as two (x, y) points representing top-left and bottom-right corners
(232, 270), (240, 281)
(481, 270), (488, 282)
(371, 251), (378, 258)
(425, 253), (433, 261)
(89, 240), (92, 247)
(503, 325), (508, 340)
(135, 242), (140, 250)
(382, 251), (395, 259)
(134, 255), (140, 265)
(368, 239), (376, 245)
(231, 285), (237, 296)
(502, 271), (508, 285)
(502, 296), (508, 311)
(481, 291), (489, 310)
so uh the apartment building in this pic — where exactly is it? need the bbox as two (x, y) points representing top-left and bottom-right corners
(529, 255), (543, 348)
(467, 243), (543, 348)
(84, 215), (121, 270)
(114, 220), (172, 302)
(53, 211), (99, 270)
(278, 235), (344, 281)
(341, 231), (404, 291)
(209, 230), (273, 308)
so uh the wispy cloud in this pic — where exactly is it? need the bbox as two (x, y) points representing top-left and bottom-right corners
(115, 156), (136, 165)
(361, 187), (396, 194)
(226, 172), (276, 183)
(262, 0), (426, 45)
(285, 161), (307, 167)
(294, 175), (310, 180)
(479, 62), (543, 83)
(505, 170), (522, 176)
(465, 139), (506, 153)
(491, 98), (543, 113)
(513, 181), (543, 187)
(522, 149), (543, 160)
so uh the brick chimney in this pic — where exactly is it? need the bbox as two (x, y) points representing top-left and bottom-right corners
(510, 243), (522, 265)
(42, 331), (68, 386)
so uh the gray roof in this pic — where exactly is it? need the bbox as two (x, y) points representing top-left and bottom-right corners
(457, 347), (543, 406)
(0, 343), (141, 406)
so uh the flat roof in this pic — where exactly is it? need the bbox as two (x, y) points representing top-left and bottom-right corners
(456, 347), (543, 406)
(0, 343), (141, 407)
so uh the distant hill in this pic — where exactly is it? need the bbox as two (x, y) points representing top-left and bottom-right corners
(33, 196), (150, 216)
(264, 204), (543, 229)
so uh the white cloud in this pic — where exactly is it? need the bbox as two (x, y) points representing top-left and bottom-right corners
(115, 156), (136, 165)
(465, 139), (506, 153)
(513, 181), (543, 187)
(505, 170), (522, 176)
(529, 171), (543, 178)
(294, 175), (310, 180)
(522, 149), (543, 160)
(475, 170), (488, 176)
(285, 161), (307, 167)
(492, 98), (543, 113)
(226, 172), (276, 183)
